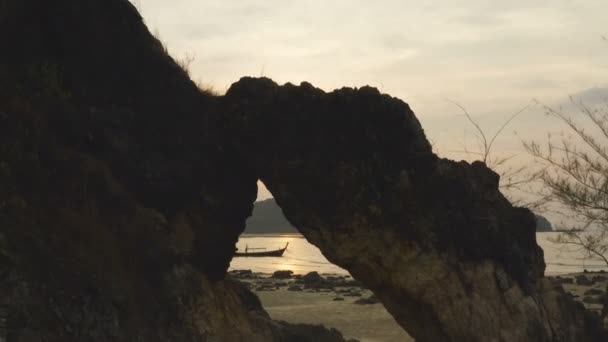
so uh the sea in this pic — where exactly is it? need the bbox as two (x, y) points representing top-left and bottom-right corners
(229, 232), (608, 276)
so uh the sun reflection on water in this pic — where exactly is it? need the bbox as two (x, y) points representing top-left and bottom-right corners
(230, 234), (350, 275)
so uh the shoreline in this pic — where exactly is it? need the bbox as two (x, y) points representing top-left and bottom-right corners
(229, 269), (412, 342)
(234, 232), (608, 276)
(550, 271), (608, 317)
(230, 269), (608, 342)
(240, 233), (305, 238)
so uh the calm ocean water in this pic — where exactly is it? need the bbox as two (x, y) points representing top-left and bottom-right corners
(229, 232), (608, 276)
(230, 234), (347, 275)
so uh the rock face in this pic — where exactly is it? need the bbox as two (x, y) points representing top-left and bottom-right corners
(223, 78), (607, 341)
(0, 0), (348, 341)
(2, 0), (607, 341)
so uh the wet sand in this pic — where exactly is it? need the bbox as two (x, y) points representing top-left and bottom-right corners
(550, 272), (608, 317)
(230, 270), (412, 341)
(231, 270), (608, 342)
(258, 287), (412, 342)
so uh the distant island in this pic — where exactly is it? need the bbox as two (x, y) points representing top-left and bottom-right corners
(534, 214), (554, 232)
(245, 198), (298, 234)
(246, 200), (555, 234)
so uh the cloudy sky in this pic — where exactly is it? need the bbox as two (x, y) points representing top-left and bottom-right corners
(131, 0), (607, 200)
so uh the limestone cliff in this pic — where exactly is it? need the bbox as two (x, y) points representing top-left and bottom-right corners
(2, 0), (607, 341)
(0, 0), (349, 341)
(223, 78), (607, 341)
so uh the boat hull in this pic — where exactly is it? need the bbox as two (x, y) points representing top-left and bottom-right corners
(234, 248), (286, 257)
(234, 242), (289, 257)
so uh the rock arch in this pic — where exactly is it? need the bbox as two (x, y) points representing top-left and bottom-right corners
(2, 0), (606, 340)
(222, 77), (606, 341)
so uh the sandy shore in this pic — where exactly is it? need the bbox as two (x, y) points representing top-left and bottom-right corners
(550, 271), (608, 316)
(230, 269), (413, 341)
(258, 286), (412, 342)
(230, 270), (608, 342)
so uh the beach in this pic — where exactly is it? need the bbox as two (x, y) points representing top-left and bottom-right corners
(259, 288), (412, 342)
(229, 234), (608, 341)
(553, 272), (608, 316)
(230, 269), (608, 342)
(230, 233), (608, 278)
(230, 270), (412, 341)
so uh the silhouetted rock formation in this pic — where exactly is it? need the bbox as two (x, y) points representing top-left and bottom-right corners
(223, 77), (607, 341)
(535, 214), (554, 232)
(246, 199), (298, 234)
(0, 0), (348, 341)
(2, 0), (606, 341)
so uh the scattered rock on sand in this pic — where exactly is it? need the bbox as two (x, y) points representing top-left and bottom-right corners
(272, 270), (294, 279)
(354, 295), (380, 305)
(336, 289), (351, 294)
(297, 272), (336, 290)
(584, 289), (605, 296)
(334, 279), (363, 287)
(302, 271), (324, 284)
(554, 276), (574, 285)
(333, 297), (344, 301)
(575, 275), (594, 286)
(230, 269), (254, 279)
(256, 284), (276, 292)
(288, 285), (303, 292)
(582, 296), (604, 304)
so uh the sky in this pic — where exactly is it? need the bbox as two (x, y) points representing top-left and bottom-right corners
(131, 0), (608, 201)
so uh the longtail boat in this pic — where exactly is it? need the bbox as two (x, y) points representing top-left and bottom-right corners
(234, 242), (289, 257)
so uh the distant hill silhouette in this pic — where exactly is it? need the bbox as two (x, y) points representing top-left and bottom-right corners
(245, 201), (556, 234)
(245, 198), (298, 234)
(534, 214), (554, 232)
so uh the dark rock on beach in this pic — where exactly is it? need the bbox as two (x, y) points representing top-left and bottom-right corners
(302, 271), (325, 284)
(583, 296), (604, 305)
(230, 269), (255, 279)
(288, 285), (303, 292)
(554, 276), (574, 285)
(272, 270), (294, 279)
(293, 272), (336, 290)
(354, 295), (380, 305)
(576, 275), (594, 286)
(584, 289), (605, 296)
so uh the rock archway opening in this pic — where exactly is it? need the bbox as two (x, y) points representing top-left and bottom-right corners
(230, 181), (413, 341)
(222, 77), (606, 341)
(5, 1), (606, 340)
